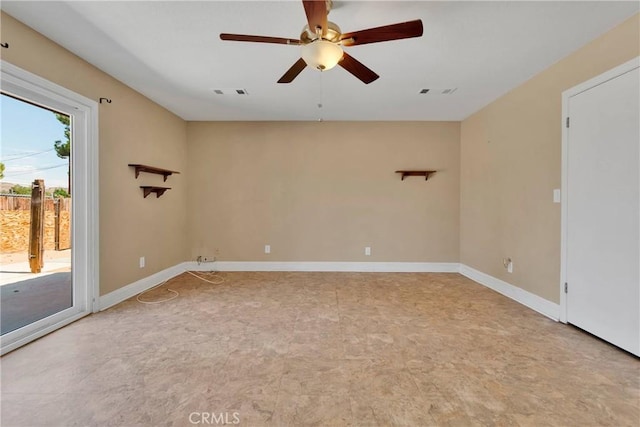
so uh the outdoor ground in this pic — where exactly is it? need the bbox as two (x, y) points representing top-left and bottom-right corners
(1, 249), (71, 271)
(1, 249), (72, 335)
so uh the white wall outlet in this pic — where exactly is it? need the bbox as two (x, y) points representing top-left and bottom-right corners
(139, 256), (145, 268)
(553, 189), (561, 203)
(264, 245), (271, 254)
(503, 257), (513, 273)
(365, 246), (371, 256)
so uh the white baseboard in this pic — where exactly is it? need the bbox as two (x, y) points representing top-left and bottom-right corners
(185, 261), (460, 273)
(98, 262), (188, 311)
(459, 264), (560, 321)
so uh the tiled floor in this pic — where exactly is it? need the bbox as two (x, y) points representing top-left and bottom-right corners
(1, 272), (638, 426)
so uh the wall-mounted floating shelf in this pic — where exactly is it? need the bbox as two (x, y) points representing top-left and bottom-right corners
(129, 164), (180, 182)
(395, 170), (437, 181)
(140, 186), (171, 198)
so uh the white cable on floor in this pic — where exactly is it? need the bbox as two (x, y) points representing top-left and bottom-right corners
(136, 280), (179, 304)
(136, 267), (226, 304)
(186, 270), (225, 285)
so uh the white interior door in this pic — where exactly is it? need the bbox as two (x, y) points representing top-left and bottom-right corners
(564, 61), (639, 356)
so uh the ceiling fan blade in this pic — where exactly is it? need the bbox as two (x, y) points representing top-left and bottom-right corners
(278, 58), (308, 83)
(220, 33), (300, 45)
(302, 0), (328, 36)
(340, 19), (423, 46)
(338, 52), (379, 84)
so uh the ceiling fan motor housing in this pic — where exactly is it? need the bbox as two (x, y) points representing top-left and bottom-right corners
(300, 21), (342, 44)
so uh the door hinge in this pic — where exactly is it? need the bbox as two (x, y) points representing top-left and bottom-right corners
(564, 282), (568, 293)
(566, 117), (570, 128)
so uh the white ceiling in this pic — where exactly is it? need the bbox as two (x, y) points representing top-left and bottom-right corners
(2, 1), (638, 121)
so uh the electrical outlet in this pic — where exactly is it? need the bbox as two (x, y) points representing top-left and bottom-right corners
(264, 245), (271, 254)
(365, 247), (371, 256)
(139, 256), (145, 268)
(503, 257), (513, 273)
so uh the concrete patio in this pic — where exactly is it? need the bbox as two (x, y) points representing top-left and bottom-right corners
(1, 250), (72, 335)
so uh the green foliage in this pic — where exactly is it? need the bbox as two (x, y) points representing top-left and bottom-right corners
(10, 184), (31, 195)
(0, 162), (4, 180)
(53, 188), (70, 198)
(53, 112), (71, 195)
(53, 113), (71, 159)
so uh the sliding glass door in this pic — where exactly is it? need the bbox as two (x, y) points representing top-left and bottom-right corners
(0, 61), (98, 354)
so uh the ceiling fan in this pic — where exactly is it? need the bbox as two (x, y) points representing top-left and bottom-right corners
(220, 0), (423, 84)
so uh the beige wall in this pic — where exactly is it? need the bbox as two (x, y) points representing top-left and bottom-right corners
(1, 13), (189, 295)
(460, 14), (640, 303)
(187, 122), (460, 262)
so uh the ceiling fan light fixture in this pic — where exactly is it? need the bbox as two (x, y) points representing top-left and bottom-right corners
(301, 40), (343, 71)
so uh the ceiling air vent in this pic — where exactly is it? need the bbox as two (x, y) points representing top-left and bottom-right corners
(212, 88), (249, 95)
(419, 88), (457, 95)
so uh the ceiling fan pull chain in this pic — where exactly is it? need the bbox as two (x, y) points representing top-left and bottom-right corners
(318, 72), (324, 122)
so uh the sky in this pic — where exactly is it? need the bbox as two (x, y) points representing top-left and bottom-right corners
(1, 94), (69, 188)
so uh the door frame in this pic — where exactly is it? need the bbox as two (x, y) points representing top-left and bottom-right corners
(0, 60), (99, 354)
(560, 56), (640, 323)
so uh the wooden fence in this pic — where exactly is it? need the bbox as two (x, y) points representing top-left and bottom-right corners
(0, 194), (71, 253)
